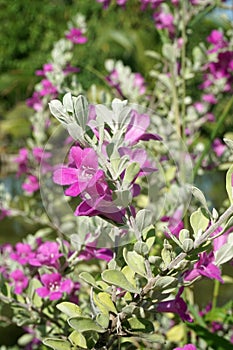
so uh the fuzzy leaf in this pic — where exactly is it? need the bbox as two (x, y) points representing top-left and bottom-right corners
(68, 331), (87, 348)
(123, 162), (140, 186)
(135, 209), (152, 233)
(123, 249), (147, 277)
(226, 165), (233, 204)
(190, 208), (209, 237)
(68, 317), (105, 333)
(56, 302), (82, 318)
(79, 272), (98, 288)
(102, 270), (140, 294)
(43, 338), (71, 350)
(215, 233), (233, 265)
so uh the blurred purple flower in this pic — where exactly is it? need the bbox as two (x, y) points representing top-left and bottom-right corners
(36, 273), (73, 301)
(133, 73), (146, 94)
(10, 243), (35, 265)
(202, 94), (217, 104)
(207, 30), (227, 53)
(26, 92), (43, 111)
(66, 28), (87, 44)
(173, 345), (196, 350)
(22, 175), (40, 194)
(212, 138), (226, 157)
(0, 208), (11, 221)
(40, 79), (57, 97)
(10, 269), (29, 294)
(153, 11), (175, 36)
(161, 209), (184, 238)
(29, 242), (62, 267)
(184, 252), (224, 283)
(157, 287), (193, 322)
(15, 148), (29, 176)
(36, 63), (53, 76)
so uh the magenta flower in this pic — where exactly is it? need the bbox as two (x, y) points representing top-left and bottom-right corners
(79, 245), (113, 262)
(36, 273), (74, 301)
(53, 146), (104, 197)
(96, 0), (111, 9)
(36, 63), (53, 76)
(173, 345), (196, 350)
(29, 242), (62, 267)
(22, 175), (40, 194)
(10, 269), (29, 294)
(125, 110), (162, 145)
(133, 73), (146, 94)
(207, 30), (227, 53)
(40, 79), (57, 97)
(212, 138), (226, 157)
(26, 92), (43, 111)
(10, 243), (35, 265)
(184, 252), (223, 283)
(0, 208), (11, 221)
(63, 64), (80, 75)
(156, 288), (192, 322)
(202, 94), (217, 104)
(66, 28), (87, 44)
(161, 209), (184, 238)
(15, 148), (29, 176)
(153, 11), (175, 36)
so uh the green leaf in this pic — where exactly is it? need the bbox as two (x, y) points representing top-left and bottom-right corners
(190, 186), (210, 214)
(112, 189), (132, 207)
(56, 302), (82, 318)
(182, 238), (194, 252)
(123, 162), (140, 186)
(79, 272), (98, 288)
(96, 313), (109, 329)
(102, 270), (140, 294)
(135, 209), (152, 233)
(74, 95), (88, 131)
(153, 276), (177, 291)
(94, 292), (117, 314)
(179, 229), (190, 243)
(190, 208), (209, 237)
(68, 331), (87, 348)
(226, 165), (233, 204)
(49, 100), (68, 125)
(43, 338), (71, 350)
(27, 279), (43, 308)
(123, 249), (147, 277)
(68, 317), (106, 333)
(126, 317), (154, 333)
(187, 324), (233, 350)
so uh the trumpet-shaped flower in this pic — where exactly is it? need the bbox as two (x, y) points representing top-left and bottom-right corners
(53, 146), (104, 197)
(184, 252), (223, 283)
(36, 273), (73, 301)
(157, 288), (192, 322)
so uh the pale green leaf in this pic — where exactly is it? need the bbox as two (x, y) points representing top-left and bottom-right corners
(102, 270), (140, 294)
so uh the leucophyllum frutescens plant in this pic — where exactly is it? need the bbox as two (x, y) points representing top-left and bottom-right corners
(31, 93), (233, 350)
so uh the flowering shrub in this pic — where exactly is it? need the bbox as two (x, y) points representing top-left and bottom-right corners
(1, 1), (233, 350)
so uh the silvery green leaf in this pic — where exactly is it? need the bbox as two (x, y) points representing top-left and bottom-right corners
(43, 338), (71, 350)
(179, 229), (190, 243)
(226, 165), (233, 204)
(162, 43), (176, 63)
(190, 208), (209, 237)
(215, 232), (233, 265)
(189, 186), (210, 214)
(68, 331), (87, 349)
(62, 92), (74, 113)
(112, 189), (132, 207)
(123, 249), (147, 277)
(49, 100), (68, 124)
(182, 238), (194, 252)
(96, 313), (109, 329)
(74, 95), (88, 130)
(123, 162), (140, 186)
(134, 242), (149, 256)
(68, 317), (106, 333)
(153, 276), (177, 290)
(135, 209), (152, 233)
(79, 272), (98, 288)
(102, 270), (140, 294)
(223, 137), (233, 151)
(95, 104), (114, 129)
(56, 302), (82, 318)
(67, 123), (84, 141)
(117, 107), (131, 128)
(111, 98), (128, 116)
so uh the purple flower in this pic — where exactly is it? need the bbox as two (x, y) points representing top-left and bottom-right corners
(134, 73), (146, 94)
(26, 92), (43, 111)
(66, 28), (87, 44)
(79, 244), (113, 262)
(15, 148), (29, 176)
(202, 94), (217, 104)
(96, 0), (111, 9)
(22, 175), (40, 194)
(153, 11), (175, 36)
(40, 79), (57, 97)
(10, 269), (29, 294)
(53, 146), (105, 197)
(212, 138), (226, 157)
(36, 273), (74, 301)
(184, 252), (224, 283)
(161, 209), (184, 238)
(36, 63), (53, 76)
(157, 288), (193, 322)
(207, 30), (227, 53)
(0, 208), (11, 221)
(125, 110), (162, 145)
(29, 242), (62, 267)
(10, 243), (35, 265)
(63, 64), (80, 75)
(173, 345), (196, 350)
